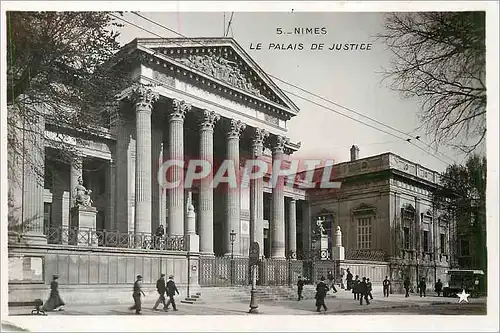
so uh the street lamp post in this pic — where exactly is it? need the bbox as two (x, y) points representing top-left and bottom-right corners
(230, 229), (236, 285)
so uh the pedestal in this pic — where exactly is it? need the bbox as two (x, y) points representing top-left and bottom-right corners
(315, 235), (329, 260)
(70, 206), (98, 246)
(186, 234), (200, 253)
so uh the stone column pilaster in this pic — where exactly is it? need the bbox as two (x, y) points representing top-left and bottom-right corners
(225, 119), (246, 256)
(107, 158), (116, 230)
(199, 110), (220, 255)
(271, 135), (287, 259)
(288, 198), (297, 259)
(167, 99), (191, 236)
(159, 142), (166, 227)
(132, 84), (158, 235)
(302, 200), (311, 254)
(249, 128), (268, 258)
(22, 115), (47, 244)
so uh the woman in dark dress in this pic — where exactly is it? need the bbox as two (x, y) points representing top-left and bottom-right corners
(42, 275), (65, 311)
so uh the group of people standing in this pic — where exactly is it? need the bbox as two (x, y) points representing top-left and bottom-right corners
(344, 269), (374, 305)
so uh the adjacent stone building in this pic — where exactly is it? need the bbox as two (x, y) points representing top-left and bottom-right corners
(301, 145), (456, 291)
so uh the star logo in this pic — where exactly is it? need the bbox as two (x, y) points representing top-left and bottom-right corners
(457, 289), (470, 303)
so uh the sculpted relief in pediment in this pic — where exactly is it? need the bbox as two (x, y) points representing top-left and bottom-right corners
(177, 53), (265, 99)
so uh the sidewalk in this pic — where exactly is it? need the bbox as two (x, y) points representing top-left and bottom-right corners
(8, 289), (486, 316)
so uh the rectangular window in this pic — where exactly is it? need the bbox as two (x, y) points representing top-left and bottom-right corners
(357, 217), (372, 249)
(403, 227), (410, 249)
(423, 230), (429, 252)
(440, 233), (446, 253)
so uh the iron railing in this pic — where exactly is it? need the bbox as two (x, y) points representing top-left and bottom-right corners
(42, 225), (186, 251)
(345, 249), (388, 262)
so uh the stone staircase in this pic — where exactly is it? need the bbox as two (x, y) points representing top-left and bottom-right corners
(181, 285), (321, 305)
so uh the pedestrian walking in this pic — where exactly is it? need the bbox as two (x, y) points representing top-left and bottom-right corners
(352, 275), (360, 300)
(315, 276), (329, 312)
(297, 276), (304, 301)
(403, 277), (411, 298)
(165, 275), (179, 311)
(327, 270), (337, 293)
(418, 277), (427, 297)
(129, 275), (145, 315)
(346, 268), (353, 290)
(42, 275), (65, 312)
(359, 277), (370, 305)
(153, 273), (167, 311)
(382, 276), (391, 297)
(434, 279), (443, 297)
(366, 278), (373, 300)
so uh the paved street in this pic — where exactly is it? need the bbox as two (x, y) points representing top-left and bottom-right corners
(8, 289), (486, 316)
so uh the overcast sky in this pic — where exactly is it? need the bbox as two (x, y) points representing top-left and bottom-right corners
(116, 11), (480, 173)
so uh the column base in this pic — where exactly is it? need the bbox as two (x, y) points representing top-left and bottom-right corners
(19, 232), (48, 245)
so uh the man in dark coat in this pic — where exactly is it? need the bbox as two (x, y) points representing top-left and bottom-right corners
(155, 225), (165, 249)
(42, 275), (65, 312)
(352, 275), (360, 300)
(435, 279), (443, 297)
(359, 277), (370, 305)
(315, 276), (329, 312)
(346, 268), (353, 290)
(383, 276), (391, 297)
(153, 273), (167, 311)
(366, 278), (373, 300)
(297, 276), (305, 301)
(165, 275), (180, 311)
(403, 277), (411, 297)
(418, 277), (427, 297)
(129, 275), (145, 314)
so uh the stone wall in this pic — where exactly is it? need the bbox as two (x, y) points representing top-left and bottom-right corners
(8, 244), (199, 305)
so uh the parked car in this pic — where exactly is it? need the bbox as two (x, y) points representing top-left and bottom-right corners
(442, 269), (485, 298)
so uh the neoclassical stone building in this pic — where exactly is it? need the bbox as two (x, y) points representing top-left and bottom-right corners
(8, 38), (454, 302)
(301, 145), (456, 290)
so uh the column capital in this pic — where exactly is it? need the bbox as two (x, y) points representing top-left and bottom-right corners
(171, 99), (192, 121)
(251, 128), (269, 147)
(200, 109), (220, 130)
(271, 135), (289, 155)
(251, 128), (269, 156)
(227, 119), (246, 139)
(131, 83), (159, 111)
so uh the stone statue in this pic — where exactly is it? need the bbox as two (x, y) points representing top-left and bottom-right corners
(74, 177), (93, 208)
(314, 218), (326, 236)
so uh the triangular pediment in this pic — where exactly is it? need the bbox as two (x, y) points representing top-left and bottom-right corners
(133, 38), (299, 116)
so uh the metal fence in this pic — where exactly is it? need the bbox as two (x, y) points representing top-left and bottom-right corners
(198, 255), (341, 287)
(43, 225), (186, 251)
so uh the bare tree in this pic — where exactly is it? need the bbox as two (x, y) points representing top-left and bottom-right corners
(7, 12), (133, 186)
(379, 12), (486, 154)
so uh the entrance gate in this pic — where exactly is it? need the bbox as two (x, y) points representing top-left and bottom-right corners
(199, 250), (339, 287)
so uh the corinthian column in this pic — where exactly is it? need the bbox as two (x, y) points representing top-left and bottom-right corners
(249, 128), (268, 257)
(271, 135), (287, 259)
(199, 110), (220, 255)
(225, 119), (246, 256)
(288, 199), (297, 259)
(22, 115), (47, 244)
(168, 99), (191, 236)
(131, 84), (158, 235)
